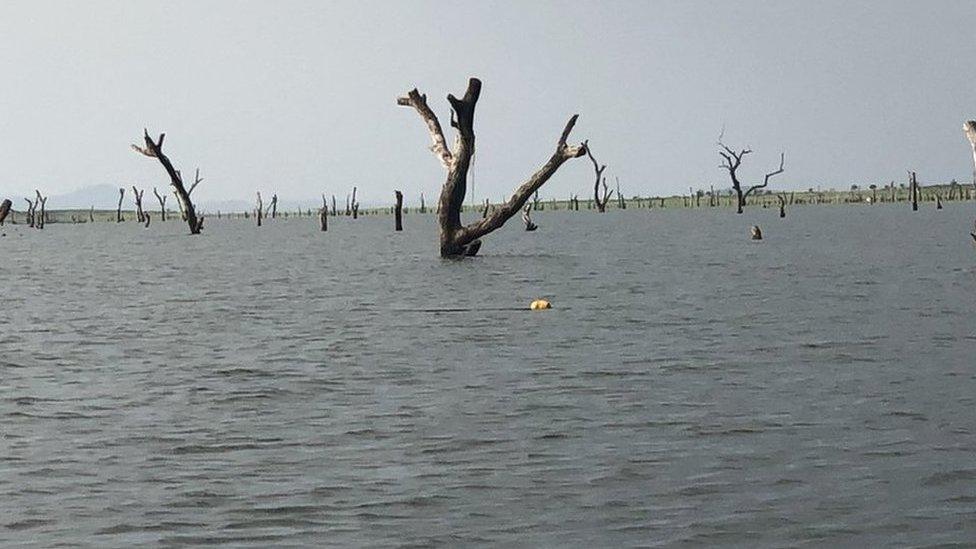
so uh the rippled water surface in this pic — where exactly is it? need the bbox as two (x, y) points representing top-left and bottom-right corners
(2, 204), (976, 547)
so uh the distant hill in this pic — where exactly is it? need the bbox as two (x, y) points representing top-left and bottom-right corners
(47, 184), (126, 209)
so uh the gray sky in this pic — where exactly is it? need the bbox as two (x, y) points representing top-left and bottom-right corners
(1, 0), (975, 206)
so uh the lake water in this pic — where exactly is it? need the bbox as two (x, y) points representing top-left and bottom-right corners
(2, 203), (975, 547)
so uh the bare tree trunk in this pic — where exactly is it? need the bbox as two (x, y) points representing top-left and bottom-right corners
(131, 131), (204, 234)
(320, 194), (328, 231)
(24, 198), (34, 227)
(617, 177), (626, 209)
(331, 195), (337, 217)
(585, 143), (613, 212)
(936, 193), (943, 210)
(720, 141), (785, 214)
(0, 199), (11, 225)
(256, 192), (264, 226)
(117, 188), (125, 222)
(269, 194), (278, 219)
(351, 187), (359, 219)
(393, 190), (403, 231)
(153, 187), (168, 222)
(89, 206), (94, 223)
(398, 78), (586, 256)
(965, 121), (976, 196)
(522, 204), (538, 231)
(132, 186), (145, 223)
(777, 194), (786, 218)
(35, 191), (47, 229)
(419, 192), (427, 213)
(910, 171), (919, 211)
(144, 212), (151, 227)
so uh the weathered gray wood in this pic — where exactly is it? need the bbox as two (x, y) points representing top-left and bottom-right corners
(320, 194), (328, 231)
(132, 186), (145, 223)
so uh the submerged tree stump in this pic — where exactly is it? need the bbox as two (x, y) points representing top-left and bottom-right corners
(319, 194), (328, 231)
(751, 225), (763, 240)
(522, 204), (538, 231)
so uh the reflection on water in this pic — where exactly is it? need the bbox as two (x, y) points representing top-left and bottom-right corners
(2, 204), (975, 546)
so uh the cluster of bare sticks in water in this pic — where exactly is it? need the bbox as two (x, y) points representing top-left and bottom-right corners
(4, 79), (976, 254)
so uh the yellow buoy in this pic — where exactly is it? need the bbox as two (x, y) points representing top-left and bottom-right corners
(530, 299), (552, 310)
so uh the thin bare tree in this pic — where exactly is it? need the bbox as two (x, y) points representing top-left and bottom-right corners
(116, 188), (125, 223)
(319, 194), (328, 231)
(35, 191), (47, 229)
(23, 198), (35, 227)
(0, 199), (11, 225)
(965, 121), (976, 193)
(351, 187), (359, 219)
(131, 131), (204, 234)
(718, 139), (786, 214)
(131, 186), (146, 223)
(522, 204), (538, 231)
(256, 192), (264, 226)
(585, 143), (613, 212)
(777, 193), (786, 218)
(394, 190), (403, 231)
(269, 194), (278, 219)
(152, 187), (168, 221)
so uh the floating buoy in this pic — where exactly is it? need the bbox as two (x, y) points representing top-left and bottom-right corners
(529, 299), (552, 310)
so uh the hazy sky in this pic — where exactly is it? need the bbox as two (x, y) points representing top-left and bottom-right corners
(1, 0), (975, 206)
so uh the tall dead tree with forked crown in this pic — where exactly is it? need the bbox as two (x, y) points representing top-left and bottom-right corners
(132, 186), (146, 223)
(153, 187), (168, 221)
(35, 190), (47, 229)
(132, 131), (204, 234)
(398, 78), (586, 256)
(585, 143), (613, 212)
(718, 139), (786, 214)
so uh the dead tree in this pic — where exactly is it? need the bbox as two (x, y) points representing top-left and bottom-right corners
(481, 198), (491, 218)
(116, 188), (125, 222)
(144, 212), (151, 228)
(131, 186), (146, 223)
(331, 195), (337, 216)
(394, 190), (403, 231)
(0, 199), (11, 225)
(532, 190), (541, 211)
(23, 198), (35, 227)
(345, 194), (351, 216)
(269, 194), (278, 219)
(777, 194), (786, 218)
(585, 143), (613, 212)
(256, 192), (264, 226)
(35, 191), (47, 229)
(522, 204), (538, 231)
(89, 206), (94, 223)
(936, 193), (944, 210)
(351, 187), (359, 219)
(319, 194), (328, 231)
(719, 141), (785, 214)
(616, 177), (626, 209)
(131, 131), (204, 234)
(419, 192), (427, 213)
(398, 78), (585, 256)
(965, 121), (976, 193)
(153, 187), (168, 221)
(909, 171), (919, 211)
